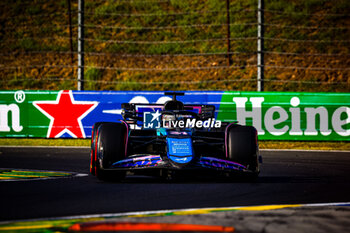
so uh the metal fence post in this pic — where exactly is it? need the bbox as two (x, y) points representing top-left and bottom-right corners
(67, 0), (73, 65)
(257, 0), (264, 91)
(226, 0), (232, 66)
(78, 0), (84, 91)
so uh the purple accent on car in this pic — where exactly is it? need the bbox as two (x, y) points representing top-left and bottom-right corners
(185, 105), (202, 114)
(120, 120), (129, 158)
(112, 155), (162, 168)
(111, 154), (246, 171)
(199, 157), (247, 171)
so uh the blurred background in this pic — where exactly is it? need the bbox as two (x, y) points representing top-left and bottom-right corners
(0, 0), (349, 92)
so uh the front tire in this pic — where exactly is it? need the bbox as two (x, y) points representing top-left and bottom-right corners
(95, 122), (128, 181)
(90, 122), (107, 176)
(226, 124), (259, 174)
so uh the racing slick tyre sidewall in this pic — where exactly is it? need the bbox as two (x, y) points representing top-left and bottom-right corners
(96, 122), (127, 181)
(90, 122), (108, 176)
(227, 124), (259, 176)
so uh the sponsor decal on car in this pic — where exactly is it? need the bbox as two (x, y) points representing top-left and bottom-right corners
(143, 111), (222, 129)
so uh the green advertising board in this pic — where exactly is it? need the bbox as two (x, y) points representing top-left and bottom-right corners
(0, 90), (349, 141)
(0, 90), (59, 138)
(217, 92), (350, 141)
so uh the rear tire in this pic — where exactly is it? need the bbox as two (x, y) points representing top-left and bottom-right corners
(226, 124), (259, 174)
(95, 122), (127, 181)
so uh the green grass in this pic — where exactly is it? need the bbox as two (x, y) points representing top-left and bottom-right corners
(5, 0), (349, 55)
(1, 0), (350, 91)
(259, 141), (350, 151)
(85, 67), (103, 90)
(0, 139), (349, 151)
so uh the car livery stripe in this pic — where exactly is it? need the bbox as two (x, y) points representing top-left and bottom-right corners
(112, 155), (162, 168)
(94, 127), (99, 175)
(90, 125), (95, 174)
(199, 157), (247, 171)
(120, 120), (129, 158)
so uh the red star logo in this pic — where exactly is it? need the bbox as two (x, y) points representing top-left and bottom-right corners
(33, 90), (98, 138)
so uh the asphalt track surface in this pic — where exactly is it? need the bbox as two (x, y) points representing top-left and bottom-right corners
(0, 147), (349, 221)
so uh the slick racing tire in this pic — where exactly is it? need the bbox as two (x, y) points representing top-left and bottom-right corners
(226, 124), (259, 174)
(90, 122), (107, 176)
(95, 122), (127, 181)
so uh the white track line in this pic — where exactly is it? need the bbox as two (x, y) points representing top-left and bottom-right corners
(1, 201), (349, 225)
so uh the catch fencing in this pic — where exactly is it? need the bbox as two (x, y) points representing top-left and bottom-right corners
(0, 0), (349, 91)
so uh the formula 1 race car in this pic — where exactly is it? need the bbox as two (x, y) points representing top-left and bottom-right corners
(90, 92), (261, 181)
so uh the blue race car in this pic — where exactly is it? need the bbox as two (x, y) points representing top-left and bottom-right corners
(90, 92), (261, 181)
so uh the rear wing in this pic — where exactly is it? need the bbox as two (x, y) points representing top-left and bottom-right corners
(121, 103), (215, 122)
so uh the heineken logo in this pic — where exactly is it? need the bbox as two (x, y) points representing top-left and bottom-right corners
(0, 91), (348, 140)
(232, 97), (350, 137)
(0, 104), (23, 132)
